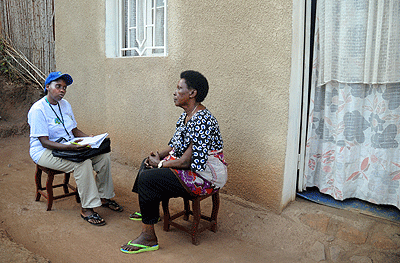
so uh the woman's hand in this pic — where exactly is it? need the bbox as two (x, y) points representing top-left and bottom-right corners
(145, 151), (161, 168)
(144, 147), (172, 168)
(67, 139), (90, 151)
(39, 136), (89, 151)
(144, 144), (192, 170)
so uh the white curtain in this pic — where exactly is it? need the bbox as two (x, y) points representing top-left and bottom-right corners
(318, 0), (400, 85)
(304, 0), (400, 209)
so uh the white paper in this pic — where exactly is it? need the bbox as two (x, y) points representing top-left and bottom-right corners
(63, 133), (108, 148)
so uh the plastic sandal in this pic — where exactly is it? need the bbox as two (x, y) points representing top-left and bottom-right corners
(81, 212), (106, 226)
(101, 200), (124, 212)
(120, 240), (159, 254)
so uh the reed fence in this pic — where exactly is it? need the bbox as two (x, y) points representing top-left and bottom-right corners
(0, 0), (55, 89)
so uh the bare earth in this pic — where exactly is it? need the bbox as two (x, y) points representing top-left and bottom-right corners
(0, 76), (400, 262)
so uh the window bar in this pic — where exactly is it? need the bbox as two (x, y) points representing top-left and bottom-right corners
(164, 0), (167, 55)
(153, 0), (156, 50)
(136, 0), (147, 52)
(119, 0), (123, 57)
(143, 0), (150, 54)
(136, 0), (139, 51)
(127, 0), (131, 53)
(128, 0), (138, 54)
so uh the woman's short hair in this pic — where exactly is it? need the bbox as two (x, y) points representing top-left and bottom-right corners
(180, 70), (209, 102)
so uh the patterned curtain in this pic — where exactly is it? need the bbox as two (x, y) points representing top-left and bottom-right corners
(303, 0), (400, 209)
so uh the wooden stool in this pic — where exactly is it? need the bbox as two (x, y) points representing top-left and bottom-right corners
(161, 191), (220, 245)
(35, 164), (80, 211)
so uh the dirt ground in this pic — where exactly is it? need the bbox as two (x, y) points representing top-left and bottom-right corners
(1, 75), (400, 262)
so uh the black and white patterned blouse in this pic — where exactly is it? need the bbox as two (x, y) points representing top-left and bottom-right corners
(168, 108), (224, 172)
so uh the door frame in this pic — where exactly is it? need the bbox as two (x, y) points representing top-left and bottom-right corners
(281, 0), (313, 209)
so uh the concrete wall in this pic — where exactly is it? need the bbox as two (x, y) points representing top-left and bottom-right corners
(54, 0), (294, 212)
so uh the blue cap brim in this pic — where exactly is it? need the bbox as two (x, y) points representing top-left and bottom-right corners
(44, 71), (74, 87)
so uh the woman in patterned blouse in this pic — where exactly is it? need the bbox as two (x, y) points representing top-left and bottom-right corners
(121, 70), (228, 254)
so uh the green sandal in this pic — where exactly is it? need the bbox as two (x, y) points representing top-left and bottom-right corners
(129, 212), (161, 222)
(120, 240), (159, 254)
(129, 212), (143, 221)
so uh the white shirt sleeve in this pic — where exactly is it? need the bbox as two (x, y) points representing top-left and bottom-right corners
(28, 100), (49, 138)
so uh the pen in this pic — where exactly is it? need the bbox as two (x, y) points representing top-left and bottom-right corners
(71, 142), (91, 147)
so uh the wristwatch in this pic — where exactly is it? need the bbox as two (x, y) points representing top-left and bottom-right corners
(158, 160), (166, 168)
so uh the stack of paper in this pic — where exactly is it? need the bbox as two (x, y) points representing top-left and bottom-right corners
(64, 133), (108, 148)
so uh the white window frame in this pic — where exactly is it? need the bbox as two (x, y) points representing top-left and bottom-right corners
(119, 0), (167, 57)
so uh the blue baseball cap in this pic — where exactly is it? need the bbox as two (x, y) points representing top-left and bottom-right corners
(44, 71), (73, 87)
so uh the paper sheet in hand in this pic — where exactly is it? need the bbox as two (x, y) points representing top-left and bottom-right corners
(64, 133), (108, 148)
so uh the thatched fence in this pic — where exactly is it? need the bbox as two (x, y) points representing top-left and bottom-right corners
(0, 0), (55, 89)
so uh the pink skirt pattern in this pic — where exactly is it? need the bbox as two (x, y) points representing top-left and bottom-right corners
(166, 151), (227, 196)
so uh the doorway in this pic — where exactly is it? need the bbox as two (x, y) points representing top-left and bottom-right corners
(296, 0), (400, 222)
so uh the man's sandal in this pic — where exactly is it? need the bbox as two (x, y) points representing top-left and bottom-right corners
(129, 212), (161, 222)
(81, 212), (106, 226)
(101, 200), (124, 212)
(120, 240), (159, 254)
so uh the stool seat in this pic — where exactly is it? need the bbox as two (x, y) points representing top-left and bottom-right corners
(35, 164), (80, 211)
(161, 191), (220, 245)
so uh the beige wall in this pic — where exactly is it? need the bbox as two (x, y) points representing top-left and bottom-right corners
(54, 0), (294, 213)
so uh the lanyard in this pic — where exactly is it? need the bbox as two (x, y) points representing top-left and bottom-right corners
(45, 97), (71, 138)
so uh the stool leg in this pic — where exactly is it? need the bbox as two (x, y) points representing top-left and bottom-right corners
(162, 199), (171, 231)
(75, 188), (81, 203)
(63, 172), (80, 203)
(191, 198), (201, 245)
(63, 173), (70, 194)
(210, 192), (220, 232)
(35, 166), (43, 201)
(46, 172), (55, 211)
(183, 198), (190, 221)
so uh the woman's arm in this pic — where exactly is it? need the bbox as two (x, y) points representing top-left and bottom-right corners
(158, 147), (172, 160)
(147, 143), (193, 169)
(72, 127), (89, 137)
(38, 136), (89, 151)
